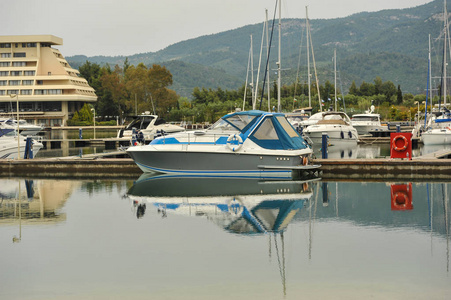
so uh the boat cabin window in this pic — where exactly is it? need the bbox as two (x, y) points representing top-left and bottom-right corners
(252, 118), (278, 140)
(276, 116), (299, 138)
(352, 116), (379, 122)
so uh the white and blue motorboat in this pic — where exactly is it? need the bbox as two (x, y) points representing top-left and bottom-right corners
(126, 110), (319, 179)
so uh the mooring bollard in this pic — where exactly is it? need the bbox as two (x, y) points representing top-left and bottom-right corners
(79, 128), (83, 139)
(321, 133), (328, 159)
(131, 128), (137, 146)
(24, 137), (33, 159)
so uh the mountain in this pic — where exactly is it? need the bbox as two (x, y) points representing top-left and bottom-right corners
(67, 0), (444, 98)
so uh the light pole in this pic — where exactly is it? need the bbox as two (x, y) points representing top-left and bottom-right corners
(91, 108), (96, 139)
(414, 101), (419, 122)
(9, 94), (20, 159)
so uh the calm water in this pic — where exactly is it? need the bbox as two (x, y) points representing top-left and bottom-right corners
(1, 176), (450, 300)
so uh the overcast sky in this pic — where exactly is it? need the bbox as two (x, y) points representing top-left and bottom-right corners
(4, 0), (433, 57)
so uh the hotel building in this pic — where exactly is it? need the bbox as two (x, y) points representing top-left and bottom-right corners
(0, 35), (96, 126)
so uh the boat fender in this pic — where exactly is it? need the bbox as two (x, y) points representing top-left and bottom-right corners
(393, 135), (408, 152)
(226, 134), (243, 152)
(340, 131), (344, 139)
(302, 156), (309, 166)
(348, 131), (352, 138)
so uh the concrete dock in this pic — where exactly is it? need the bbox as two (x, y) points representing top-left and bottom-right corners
(1, 153), (450, 180)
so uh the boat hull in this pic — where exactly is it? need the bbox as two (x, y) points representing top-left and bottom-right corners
(127, 148), (310, 179)
(421, 129), (451, 145)
(304, 126), (358, 145)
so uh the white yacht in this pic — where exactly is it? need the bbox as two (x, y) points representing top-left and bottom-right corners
(303, 111), (359, 145)
(0, 118), (43, 136)
(351, 106), (386, 136)
(127, 110), (320, 180)
(0, 128), (43, 159)
(118, 112), (185, 142)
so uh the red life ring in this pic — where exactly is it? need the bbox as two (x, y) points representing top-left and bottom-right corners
(393, 191), (408, 207)
(393, 135), (408, 152)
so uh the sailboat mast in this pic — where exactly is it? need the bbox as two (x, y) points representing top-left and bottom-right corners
(251, 34), (254, 108)
(444, 0), (448, 106)
(429, 34), (433, 114)
(266, 9), (271, 112)
(306, 7), (311, 108)
(334, 48), (337, 112)
(277, 0), (281, 112)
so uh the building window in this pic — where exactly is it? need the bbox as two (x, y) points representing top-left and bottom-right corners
(12, 61), (26, 67)
(36, 80), (43, 85)
(11, 71), (22, 76)
(48, 72), (51, 76)
(0, 43), (11, 48)
(0, 62), (10, 67)
(22, 80), (33, 85)
(35, 89), (47, 95)
(0, 71), (8, 76)
(24, 71), (35, 76)
(0, 90), (5, 95)
(27, 43), (37, 48)
(0, 80), (6, 86)
(7, 89), (19, 95)
(9, 80), (20, 86)
(1, 53), (11, 58)
(48, 89), (62, 95)
(21, 89), (32, 95)
(13, 52), (26, 58)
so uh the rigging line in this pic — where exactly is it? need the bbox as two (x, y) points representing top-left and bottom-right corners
(243, 36), (252, 111)
(293, 25), (306, 111)
(336, 55), (347, 113)
(259, 0), (278, 111)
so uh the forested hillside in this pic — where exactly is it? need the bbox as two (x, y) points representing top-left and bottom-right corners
(67, 0), (444, 98)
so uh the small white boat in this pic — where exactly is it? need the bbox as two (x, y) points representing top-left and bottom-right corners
(118, 112), (185, 142)
(0, 118), (43, 136)
(351, 106), (386, 136)
(0, 128), (43, 159)
(303, 111), (359, 145)
(126, 110), (320, 180)
(421, 127), (451, 145)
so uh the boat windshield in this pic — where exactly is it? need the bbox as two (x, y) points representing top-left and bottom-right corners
(210, 114), (257, 131)
(126, 116), (155, 130)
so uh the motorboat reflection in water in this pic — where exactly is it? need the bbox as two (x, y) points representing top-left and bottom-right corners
(127, 110), (320, 179)
(127, 174), (315, 234)
(118, 111), (185, 141)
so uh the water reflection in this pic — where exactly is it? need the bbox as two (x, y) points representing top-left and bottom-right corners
(0, 179), (79, 242)
(1, 177), (450, 299)
(127, 174), (316, 235)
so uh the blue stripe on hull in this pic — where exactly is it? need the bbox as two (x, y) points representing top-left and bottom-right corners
(134, 161), (293, 179)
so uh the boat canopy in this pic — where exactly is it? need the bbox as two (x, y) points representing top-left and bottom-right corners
(235, 111), (309, 150)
